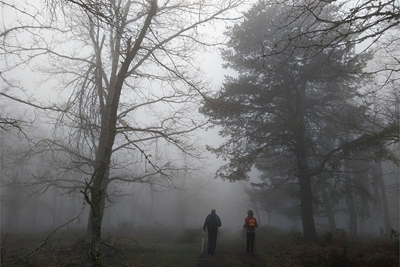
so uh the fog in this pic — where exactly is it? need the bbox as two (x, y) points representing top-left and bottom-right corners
(0, 0), (399, 256)
(0, 126), (260, 233)
(1, 132), (398, 236)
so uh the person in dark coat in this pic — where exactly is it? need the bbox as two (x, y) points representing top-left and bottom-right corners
(243, 210), (258, 255)
(203, 208), (222, 255)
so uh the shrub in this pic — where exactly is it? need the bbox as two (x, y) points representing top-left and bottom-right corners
(176, 228), (202, 243)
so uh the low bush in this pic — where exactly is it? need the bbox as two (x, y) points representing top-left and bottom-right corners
(176, 228), (202, 243)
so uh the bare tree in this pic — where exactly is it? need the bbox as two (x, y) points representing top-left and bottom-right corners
(3, 0), (245, 265)
(259, 0), (399, 62)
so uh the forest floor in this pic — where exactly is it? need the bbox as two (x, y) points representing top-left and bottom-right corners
(1, 226), (399, 267)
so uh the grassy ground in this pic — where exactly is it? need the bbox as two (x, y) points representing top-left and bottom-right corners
(1, 227), (399, 266)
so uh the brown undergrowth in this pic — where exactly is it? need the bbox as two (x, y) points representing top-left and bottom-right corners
(1, 226), (398, 267)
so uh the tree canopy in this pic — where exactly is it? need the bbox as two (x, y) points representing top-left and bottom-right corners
(200, 0), (398, 240)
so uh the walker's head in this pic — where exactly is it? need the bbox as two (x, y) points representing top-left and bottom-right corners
(247, 210), (253, 216)
(211, 208), (216, 213)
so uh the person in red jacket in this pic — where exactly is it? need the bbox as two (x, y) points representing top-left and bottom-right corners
(243, 210), (258, 255)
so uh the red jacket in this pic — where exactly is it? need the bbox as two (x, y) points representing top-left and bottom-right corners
(243, 216), (258, 232)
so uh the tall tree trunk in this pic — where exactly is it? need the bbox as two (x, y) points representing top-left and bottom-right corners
(372, 161), (391, 236)
(296, 81), (317, 241)
(89, 185), (104, 266)
(345, 160), (357, 238)
(346, 190), (357, 238)
(299, 173), (317, 240)
(85, 4), (158, 265)
(86, 173), (109, 242)
(321, 187), (336, 230)
(353, 157), (370, 227)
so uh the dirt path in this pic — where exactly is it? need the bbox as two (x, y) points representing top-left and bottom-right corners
(197, 239), (267, 267)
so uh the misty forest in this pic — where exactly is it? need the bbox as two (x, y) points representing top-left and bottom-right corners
(0, 0), (399, 266)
